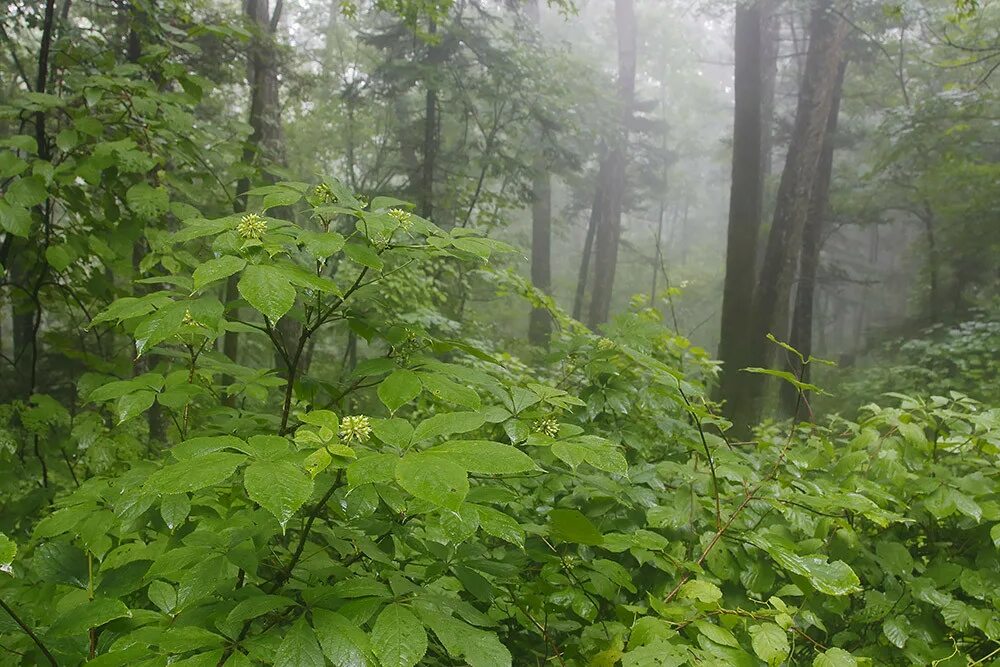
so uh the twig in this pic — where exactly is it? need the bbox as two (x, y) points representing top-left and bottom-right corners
(0, 596), (59, 666)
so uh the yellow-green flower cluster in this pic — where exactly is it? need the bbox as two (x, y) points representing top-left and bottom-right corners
(388, 208), (413, 230)
(237, 213), (267, 240)
(534, 417), (560, 438)
(340, 415), (372, 443)
(314, 183), (335, 203)
(596, 337), (616, 351)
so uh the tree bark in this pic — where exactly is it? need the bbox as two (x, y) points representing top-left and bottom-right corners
(714, 0), (766, 427)
(742, 0), (850, 426)
(419, 19), (440, 219)
(528, 160), (553, 346)
(780, 59), (847, 418)
(587, 0), (636, 328)
(572, 164), (603, 321)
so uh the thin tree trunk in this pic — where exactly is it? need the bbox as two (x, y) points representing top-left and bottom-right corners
(714, 0), (766, 428)
(587, 0), (636, 328)
(419, 18), (440, 219)
(743, 0), (850, 425)
(780, 59), (847, 418)
(528, 161), (553, 346)
(572, 170), (603, 321)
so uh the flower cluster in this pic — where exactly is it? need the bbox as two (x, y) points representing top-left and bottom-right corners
(388, 208), (413, 230)
(371, 232), (390, 251)
(314, 183), (335, 203)
(339, 415), (372, 443)
(237, 213), (267, 240)
(534, 417), (560, 438)
(182, 309), (198, 327)
(596, 337), (616, 351)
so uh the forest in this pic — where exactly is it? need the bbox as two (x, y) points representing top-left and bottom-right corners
(0, 0), (998, 664)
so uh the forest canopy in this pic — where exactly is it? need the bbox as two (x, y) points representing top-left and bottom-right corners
(0, 0), (998, 665)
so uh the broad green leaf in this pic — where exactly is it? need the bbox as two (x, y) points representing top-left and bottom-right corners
(813, 648), (857, 667)
(45, 244), (73, 271)
(148, 580), (177, 613)
(372, 418), (413, 448)
(475, 506), (524, 547)
(378, 369), (422, 413)
(0, 201), (31, 236)
(160, 494), (191, 530)
(238, 264), (296, 321)
(48, 598), (131, 636)
(749, 623), (789, 665)
(425, 440), (535, 474)
(225, 595), (296, 626)
(116, 389), (156, 424)
(126, 182), (169, 219)
(0, 533), (15, 572)
(693, 621), (739, 648)
(299, 230), (346, 259)
(5, 175), (47, 208)
(552, 438), (628, 475)
(313, 609), (375, 667)
(371, 604), (427, 667)
(419, 610), (511, 667)
(193, 255), (246, 291)
(991, 523), (1000, 548)
(418, 373), (481, 409)
(145, 452), (246, 494)
(274, 617), (325, 667)
(747, 534), (860, 596)
(173, 435), (251, 460)
(882, 615), (909, 649)
(348, 453), (398, 487)
(344, 242), (384, 270)
(244, 460), (314, 530)
(412, 412), (486, 442)
(548, 508), (603, 545)
(395, 453), (468, 511)
(680, 579), (723, 604)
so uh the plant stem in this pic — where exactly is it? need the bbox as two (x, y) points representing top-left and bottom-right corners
(0, 596), (58, 666)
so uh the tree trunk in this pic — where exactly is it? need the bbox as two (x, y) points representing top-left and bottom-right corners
(528, 161), (553, 346)
(419, 19), (440, 219)
(743, 0), (850, 425)
(587, 0), (636, 328)
(780, 59), (847, 418)
(223, 0), (291, 388)
(714, 0), (766, 428)
(572, 162), (604, 321)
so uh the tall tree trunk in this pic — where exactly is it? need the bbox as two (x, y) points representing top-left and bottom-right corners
(780, 59), (847, 418)
(419, 19), (440, 219)
(223, 0), (291, 389)
(572, 164), (604, 321)
(715, 0), (767, 427)
(528, 161), (553, 346)
(525, 0), (552, 346)
(742, 0), (850, 425)
(587, 0), (636, 328)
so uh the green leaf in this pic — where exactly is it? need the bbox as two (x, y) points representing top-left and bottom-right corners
(882, 615), (909, 649)
(148, 580), (177, 613)
(378, 369), (422, 413)
(371, 604), (427, 667)
(693, 621), (739, 648)
(261, 186), (304, 210)
(344, 242), (384, 270)
(0, 201), (31, 236)
(0, 533), (15, 572)
(5, 175), (47, 208)
(412, 412), (486, 442)
(160, 494), (191, 530)
(395, 453), (468, 511)
(33, 542), (87, 587)
(749, 623), (789, 666)
(47, 598), (131, 636)
(225, 595), (295, 626)
(239, 264), (296, 322)
(991, 524), (1000, 548)
(244, 460), (314, 530)
(193, 255), (247, 291)
(813, 648), (858, 667)
(313, 610), (375, 667)
(126, 182), (169, 220)
(44, 245), (73, 271)
(145, 452), (246, 494)
(747, 534), (860, 596)
(418, 373), (481, 409)
(552, 437), (628, 475)
(425, 440), (535, 474)
(274, 617), (325, 667)
(475, 506), (524, 547)
(116, 389), (156, 424)
(680, 579), (722, 604)
(299, 230), (346, 259)
(420, 610), (511, 667)
(548, 508), (603, 545)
